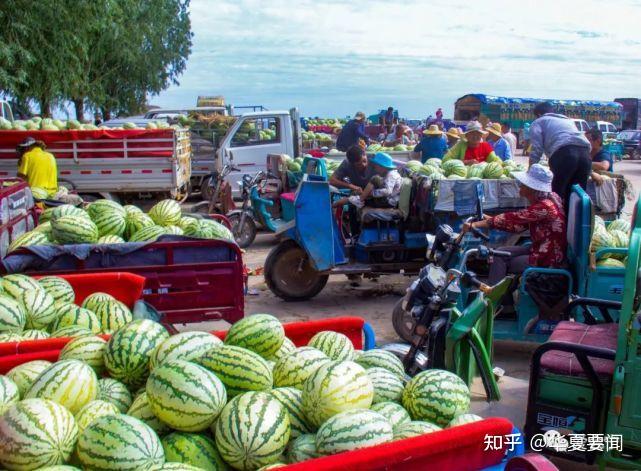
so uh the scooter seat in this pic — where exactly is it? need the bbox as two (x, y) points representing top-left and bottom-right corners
(360, 207), (404, 223)
(540, 321), (617, 378)
(280, 192), (295, 202)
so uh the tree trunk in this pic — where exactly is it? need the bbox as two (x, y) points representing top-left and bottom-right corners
(39, 97), (51, 117)
(72, 98), (85, 121)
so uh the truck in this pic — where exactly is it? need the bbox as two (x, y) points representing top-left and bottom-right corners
(615, 98), (641, 130)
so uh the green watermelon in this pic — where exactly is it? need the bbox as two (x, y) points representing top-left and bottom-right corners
(0, 295), (26, 333)
(596, 258), (625, 268)
(97, 234), (126, 244)
(92, 211), (126, 238)
(6, 360), (52, 397)
(607, 218), (630, 234)
(307, 331), (354, 361)
(225, 314), (285, 358)
(92, 299), (133, 333)
(269, 387), (313, 439)
(286, 433), (322, 463)
(37, 276), (75, 305)
(86, 199), (126, 220)
(59, 335), (107, 374)
(273, 347), (330, 389)
(97, 378), (132, 413)
(448, 413), (483, 427)
(8, 231), (49, 252)
(50, 204), (89, 222)
(20, 329), (50, 340)
(127, 391), (170, 436)
(2, 274), (42, 300)
(355, 349), (405, 378)
(150, 331), (223, 369)
(483, 162), (504, 179)
(81, 292), (115, 312)
(149, 199), (182, 226)
(0, 375), (19, 415)
(161, 432), (227, 470)
(393, 420), (442, 440)
(21, 288), (57, 330)
(50, 305), (101, 334)
(367, 367), (405, 404)
(371, 401), (411, 429)
(129, 225), (167, 243)
(74, 399), (119, 432)
(315, 409), (393, 454)
(265, 336), (296, 362)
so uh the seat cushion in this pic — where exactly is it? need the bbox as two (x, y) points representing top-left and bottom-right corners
(360, 207), (404, 223)
(540, 321), (617, 378)
(280, 192), (296, 203)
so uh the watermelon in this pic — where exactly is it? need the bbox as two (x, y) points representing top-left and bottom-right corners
(37, 276), (75, 305)
(21, 289), (57, 331)
(0, 332), (22, 342)
(74, 399), (119, 432)
(76, 414), (165, 470)
(124, 205), (144, 217)
(39, 207), (55, 223)
(127, 391), (170, 436)
(610, 229), (629, 248)
(52, 215), (99, 244)
(224, 313), (285, 358)
(0, 375), (19, 414)
(178, 216), (199, 231)
(307, 331), (354, 361)
(366, 367), (405, 404)
(273, 347), (330, 389)
(20, 329), (50, 340)
(371, 401), (411, 429)
(161, 432), (227, 470)
(0, 295), (26, 333)
(425, 158), (442, 168)
(92, 299), (133, 332)
(152, 464), (203, 471)
(196, 219), (234, 241)
(8, 231), (48, 252)
(402, 369), (470, 427)
(592, 230), (614, 250)
(195, 344), (273, 397)
(418, 164), (439, 177)
(405, 161), (422, 173)
(483, 162), (504, 179)
(607, 218), (631, 234)
(265, 336), (296, 362)
(26, 359), (98, 414)
(31, 466), (80, 471)
(287, 433), (322, 463)
(302, 361), (373, 428)
(149, 199), (182, 226)
(597, 258), (625, 268)
(466, 166), (484, 179)
(6, 360), (52, 397)
(97, 378), (132, 413)
(2, 274), (42, 299)
(87, 199), (126, 220)
(146, 360), (227, 432)
(315, 409), (393, 454)
(164, 225), (184, 236)
(81, 292), (115, 312)
(50, 204), (89, 222)
(214, 392), (290, 471)
(393, 420), (442, 440)
(355, 349), (405, 378)
(269, 387), (314, 438)
(50, 305), (101, 334)
(32, 221), (53, 239)
(0, 399), (78, 469)
(150, 331), (223, 369)
(442, 160), (467, 177)
(97, 234), (125, 244)
(103, 319), (169, 389)
(448, 413), (483, 427)
(50, 326), (93, 338)
(59, 335), (107, 374)
(130, 225), (167, 243)
(125, 212), (155, 239)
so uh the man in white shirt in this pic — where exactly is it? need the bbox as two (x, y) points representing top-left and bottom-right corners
(501, 122), (518, 156)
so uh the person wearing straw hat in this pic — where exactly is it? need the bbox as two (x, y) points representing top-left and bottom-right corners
(462, 164), (566, 307)
(443, 120), (500, 165)
(445, 127), (462, 148)
(16, 137), (58, 198)
(336, 111), (370, 152)
(413, 124), (448, 163)
(485, 122), (513, 161)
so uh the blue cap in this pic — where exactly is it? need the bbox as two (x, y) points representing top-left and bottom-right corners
(370, 152), (396, 169)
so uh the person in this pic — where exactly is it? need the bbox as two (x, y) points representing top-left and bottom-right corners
(384, 125), (411, 147)
(445, 127), (462, 148)
(463, 164), (566, 308)
(353, 152), (402, 208)
(443, 121), (500, 164)
(521, 122), (531, 156)
(585, 128), (613, 186)
(383, 107), (395, 133)
(16, 137), (58, 197)
(329, 145), (374, 193)
(336, 111), (369, 151)
(413, 124), (448, 162)
(435, 108), (443, 121)
(528, 102), (592, 210)
(94, 113), (103, 126)
(485, 123), (513, 161)
(501, 122), (517, 156)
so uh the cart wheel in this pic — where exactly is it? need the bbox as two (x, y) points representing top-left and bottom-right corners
(228, 213), (257, 248)
(200, 176), (214, 201)
(392, 298), (416, 343)
(265, 239), (328, 301)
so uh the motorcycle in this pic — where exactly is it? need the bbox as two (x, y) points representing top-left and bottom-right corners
(192, 162), (239, 215)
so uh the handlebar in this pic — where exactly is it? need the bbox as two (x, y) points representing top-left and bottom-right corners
(460, 271), (492, 294)
(470, 226), (490, 241)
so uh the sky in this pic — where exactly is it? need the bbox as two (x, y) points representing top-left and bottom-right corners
(153, 0), (641, 119)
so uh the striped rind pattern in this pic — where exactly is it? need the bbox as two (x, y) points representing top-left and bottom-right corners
(92, 211), (126, 238)
(0, 332), (22, 342)
(370, 401), (411, 429)
(50, 204), (89, 222)
(447, 413), (483, 428)
(149, 200), (182, 226)
(269, 387), (313, 438)
(355, 349), (405, 378)
(0, 295), (26, 333)
(150, 331), (223, 369)
(3, 274), (43, 300)
(265, 336), (296, 362)
(37, 276), (76, 305)
(307, 331), (354, 361)
(52, 215), (99, 244)
(97, 378), (133, 413)
(286, 433), (322, 463)
(59, 335), (107, 374)
(87, 200), (126, 220)
(8, 231), (48, 253)
(393, 420), (442, 440)
(21, 288), (56, 330)
(81, 292), (115, 312)
(19, 329), (50, 340)
(127, 391), (170, 436)
(6, 360), (52, 397)
(75, 399), (119, 432)
(50, 305), (101, 334)
(50, 326), (93, 338)
(315, 409), (393, 454)
(129, 225), (167, 243)
(366, 367), (404, 404)
(224, 314), (285, 358)
(125, 213), (155, 239)
(273, 347), (329, 389)
(0, 375), (19, 414)
(97, 234), (125, 244)
(161, 432), (227, 470)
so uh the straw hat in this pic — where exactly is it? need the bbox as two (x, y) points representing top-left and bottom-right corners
(512, 164), (553, 193)
(464, 121), (488, 136)
(446, 127), (461, 139)
(486, 122), (503, 137)
(423, 124), (443, 136)
(354, 111), (366, 121)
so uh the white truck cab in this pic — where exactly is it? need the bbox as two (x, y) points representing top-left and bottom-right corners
(144, 106), (228, 121)
(572, 119), (591, 133)
(0, 101), (14, 122)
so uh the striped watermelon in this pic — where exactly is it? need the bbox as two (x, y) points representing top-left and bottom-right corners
(97, 378), (132, 413)
(164, 225), (184, 235)
(196, 344), (273, 397)
(448, 413), (483, 428)
(130, 225), (167, 243)
(124, 205), (144, 217)
(21, 289), (57, 330)
(87, 199), (126, 220)
(273, 347), (329, 389)
(150, 331), (223, 369)
(402, 369), (470, 427)
(50, 305), (101, 334)
(149, 199), (182, 226)
(370, 401), (411, 429)
(50, 204), (89, 222)
(81, 292), (115, 312)
(366, 367), (405, 404)
(355, 349), (405, 378)
(125, 212), (155, 239)
(214, 392), (290, 471)
(307, 331), (354, 361)
(39, 207), (55, 223)
(97, 234), (125, 244)
(50, 325), (93, 338)
(6, 360), (52, 397)
(26, 359), (98, 414)
(0, 295), (26, 333)
(20, 329), (50, 340)
(76, 414), (165, 470)
(37, 276), (75, 305)
(103, 319), (169, 389)
(301, 361), (373, 428)
(393, 420), (442, 440)
(34, 466), (80, 471)
(74, 399), (119, 432)
(152, 464), (203, 471)
(352, 349), (363, 361)
(178, 216), (199, 232)
(127, 391), (170, 436)
(269, 387), (313, 438)
(92, 211), (126, 238)
(2, 274), (42, 299)
(147, 360), (227, 432)
(32, 221), (53, 239)
(59, 335), (107, 374)
(0, 332), (22, 342)
(8, 230), (48, 252)
(161, 432), (227, 470)
(224, 314), (285, 358)
(0, 398), (78, 469)
(315, 409), (393, 454)
(52, 215), (99, 244)
(265, 336), (296, 362)
(286, 433), (322, 463)
(0, 375), (19, 414)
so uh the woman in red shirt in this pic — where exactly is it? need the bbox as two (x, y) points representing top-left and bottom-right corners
(463, 164), (566, 288)
(442, 121), (500, 164)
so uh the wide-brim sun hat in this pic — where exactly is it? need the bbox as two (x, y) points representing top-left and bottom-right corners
(486, 122), (503, 137)
(512, 163), (553, 193)
(464, 121), (488, 136)
(423, 124), (443, 136)
(18, 137), (37, 148)
(370, 152), (396, 169)
(446, 127), (461, 139)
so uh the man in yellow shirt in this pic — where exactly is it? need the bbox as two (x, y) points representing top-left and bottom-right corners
(17, 137), (58, 197)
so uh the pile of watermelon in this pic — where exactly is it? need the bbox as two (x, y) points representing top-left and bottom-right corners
(0, 273), (137, 343)
(405, 156), (525, 181)
(0, 314), (481, 470)
(8, 199), (234, 254)
(592, 216), (630, 267)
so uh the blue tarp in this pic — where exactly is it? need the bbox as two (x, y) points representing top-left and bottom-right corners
(459, 94), (622, 108)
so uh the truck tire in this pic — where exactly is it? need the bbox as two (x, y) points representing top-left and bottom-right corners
(392, 298), (416, 343)
(228, 212), (257, 248)
(264, 239), (328, 301)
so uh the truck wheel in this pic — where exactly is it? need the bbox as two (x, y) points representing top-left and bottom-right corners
(228, 213), (257, 248)
(200, 176), (214, 201)
(265, 240), (328, 301)
(392, 298), (416, 343)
